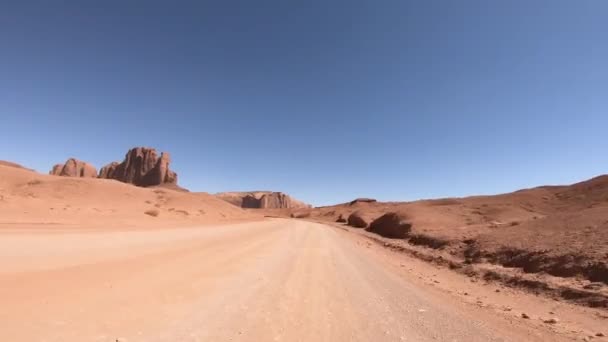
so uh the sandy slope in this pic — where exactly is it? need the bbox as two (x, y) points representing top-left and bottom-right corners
(1, 219), (595, 342)
(0, 164), (258, 228)
(281, 175), (608, 294)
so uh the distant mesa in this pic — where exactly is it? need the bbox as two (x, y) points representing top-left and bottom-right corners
(216, 191), (310, 209)
(349, 198), (377, 205)
(49, 158), (97, 178)
(98, 147), (178, 187)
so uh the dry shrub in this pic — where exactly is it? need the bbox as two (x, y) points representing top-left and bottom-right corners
(144, 209), (160, 217)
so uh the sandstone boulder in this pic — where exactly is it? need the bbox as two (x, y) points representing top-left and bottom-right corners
(50, 158), (97, 178)
(98, 147), (178, 187)
(367, 212), (412, 238)
(347, 211), (372, 228)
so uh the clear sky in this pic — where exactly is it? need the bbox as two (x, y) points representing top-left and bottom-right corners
(1, 1), (606, 206)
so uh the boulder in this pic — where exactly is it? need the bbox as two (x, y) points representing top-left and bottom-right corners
(49, 158), (97, 178)
(367, 212), (412, 238)
(336, 214), (347, 223)
(347, 211), (372, 228)
(98, 147), (178, 187)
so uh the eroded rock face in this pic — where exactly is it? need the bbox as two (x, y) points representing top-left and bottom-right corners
(98, 162), (120, 179)
(49, 158), (97, 178)
(98, 147), (178, 187)
(259, 192), (294, 208)
(216, 191), (310, 209)
(368, 212), (412, 238)
(242, 192), (298, 209)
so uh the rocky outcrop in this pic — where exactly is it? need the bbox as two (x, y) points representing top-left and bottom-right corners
(259, 192), (295, 208)
(216, 191), (310, 209)
(367, 212), (412, 238)
(49, 158), (97, 178)
(98, 147), (178, 187)
(98, 162), (119, 179)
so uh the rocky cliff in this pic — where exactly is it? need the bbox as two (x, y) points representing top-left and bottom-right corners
(49, 158), (97, 178)
(98, 147), (178, 187)
(216, 191), (310, 209)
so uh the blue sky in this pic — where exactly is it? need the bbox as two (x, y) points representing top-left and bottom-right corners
(1, 1), (606, 206)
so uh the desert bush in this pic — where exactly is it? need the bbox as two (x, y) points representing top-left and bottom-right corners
(144, 209), (160, 217)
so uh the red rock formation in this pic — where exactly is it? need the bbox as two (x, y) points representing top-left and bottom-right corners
(259, 192), (294, 208)
(98, 162), (119, 179)
(98, 147), (178, 187)
(216, 191), (310, 209)
(241, 192), (294, 208)
(49, 158), (97, 178)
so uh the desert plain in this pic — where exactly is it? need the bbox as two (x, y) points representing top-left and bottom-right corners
(0, 150), (607, 342)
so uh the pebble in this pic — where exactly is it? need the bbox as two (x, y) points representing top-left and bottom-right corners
(521, 313), (530, 319)
(597, 332), (605, 337)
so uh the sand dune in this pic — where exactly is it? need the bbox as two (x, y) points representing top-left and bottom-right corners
(1, 159), (606, 341)
(277, 175), (608, 307)
(0, 163), (259, 229)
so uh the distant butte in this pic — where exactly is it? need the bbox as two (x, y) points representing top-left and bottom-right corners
(49, 158), (97, 178)
(98, 147), (178, 187)
(216, 191), (310, 209)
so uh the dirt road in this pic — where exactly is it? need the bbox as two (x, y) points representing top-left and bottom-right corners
(0, 219), (571, 341)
